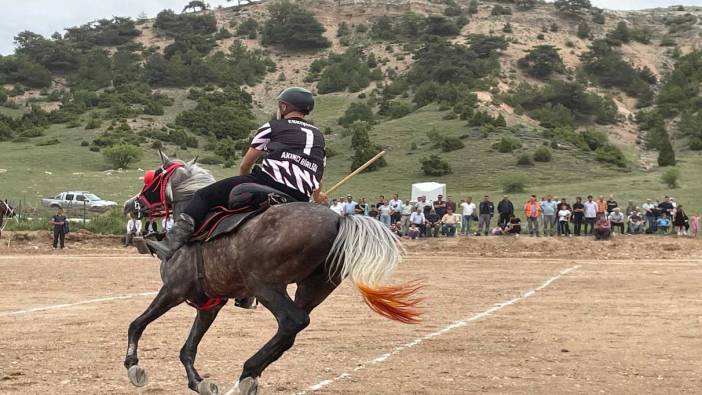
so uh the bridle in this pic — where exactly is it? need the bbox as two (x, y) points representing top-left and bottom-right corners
(137, 162), (184, 220)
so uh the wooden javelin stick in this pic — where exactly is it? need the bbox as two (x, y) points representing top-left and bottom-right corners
(325, 150), (386, 195)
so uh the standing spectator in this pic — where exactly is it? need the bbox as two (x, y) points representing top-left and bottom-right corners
(628, 209), (646, 234)
(378, 200), (392, 226)
(572, 197), (585, 236)
(524, 195), (541, 237)
(400, 199), (413, 235)
(354, 198), (368, 216)
(49, 208), (68, 250)
(446, 196), (457, 214)
(410, 207), (426, 236)
(658, 196), (675, 218)
(641, 199), (657, 233)
(425, 209), (441, 237)
(125, 213), (142, 247)
(505, 215), (521, 236)
(594, 214), (612, 240)
(417, 196), (432, 217)
(690, 214), (699, 238)
(608, 208), (625, 235)
(142, 218), (158, 236)
(497, 195), (514, 228)
(441, 208), (458, 237)
(376, 195), (386, 210)
(606, 195), (618, 214)
(673, 205), (689, 236)
(583, 195), (598, 235)
(625, 200), (637, 216)
(460, 197), (476, 236)
(596, 196), (607, 217)
(368, 202), (379, 219)
(541, 195), (558, 236)
(478, 195), (494, 236)
(330, 198), (344, 215)
(343, 195), (357, 216)
(433, 195), (447, 217)
(556, 198), (571, 235)
(389, 194), (403, 224)
(557, 204), (572, 236)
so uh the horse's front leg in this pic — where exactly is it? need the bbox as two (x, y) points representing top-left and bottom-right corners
(180, 300), (227, 394)
(124, 286), (185, 387)
(230, 286), (310, 395)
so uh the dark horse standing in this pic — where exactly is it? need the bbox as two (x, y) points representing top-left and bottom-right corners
(123, 152), (421, 395)
(0, 199), (17, 239)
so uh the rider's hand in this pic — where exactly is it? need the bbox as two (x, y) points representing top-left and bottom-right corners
(314, 191), (329, 204)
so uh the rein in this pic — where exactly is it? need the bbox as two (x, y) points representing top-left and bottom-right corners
(138, 162), (184, 220)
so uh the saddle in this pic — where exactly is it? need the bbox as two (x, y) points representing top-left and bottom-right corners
(192, 183), (295, 242)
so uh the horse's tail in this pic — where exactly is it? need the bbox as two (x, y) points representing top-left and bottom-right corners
(327, 215), (422, 324)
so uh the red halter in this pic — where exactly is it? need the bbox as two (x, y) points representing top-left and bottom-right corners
(138, 162), (184, 220)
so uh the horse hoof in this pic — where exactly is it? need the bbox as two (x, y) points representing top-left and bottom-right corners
(238, 377), (258, 395)
(198, 379), (219, 395)
(128, 365), (148, 387)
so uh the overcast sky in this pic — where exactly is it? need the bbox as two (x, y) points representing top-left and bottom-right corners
(0, 0), (701, 55)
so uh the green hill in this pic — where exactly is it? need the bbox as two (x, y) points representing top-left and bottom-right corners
(1, 0), (701, 213)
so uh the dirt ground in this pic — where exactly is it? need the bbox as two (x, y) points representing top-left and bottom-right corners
(1, 235), (701, 394)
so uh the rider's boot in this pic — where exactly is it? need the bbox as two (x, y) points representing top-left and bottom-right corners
(146, 213), (195, 260)
(235, 297), (257, 309)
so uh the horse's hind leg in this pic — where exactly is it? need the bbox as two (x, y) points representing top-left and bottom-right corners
(124, 286), (184, 387)
(180, 301), (227, 394)
(232, 287), (309, 395)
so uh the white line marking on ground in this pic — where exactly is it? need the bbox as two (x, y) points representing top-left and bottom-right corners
(0, 291), (158, 317)
(296, 265), (580, 394)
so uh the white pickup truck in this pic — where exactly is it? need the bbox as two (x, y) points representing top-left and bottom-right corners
(42, 191), (118, 212)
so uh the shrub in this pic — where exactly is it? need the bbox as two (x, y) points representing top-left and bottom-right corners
(85, 116), (102, 129)
(554, 0), (592, 16)
(517, 153), (534, 166)
(199, 156), (223, 165)
(338, 102), (374, 126)
(661, 167), (680, 188)
(36, 138), (60, 146)
(493, 137), (522, 153)
(385, 101), (413, 119)
(595, 143), (627, 168)
(582, 128), (608, 150)
(103, 143), (142, 168)
(533, 147), (552, 162)
(421, 154), (452, 176)
(468, 0), (478, 15)
(491, 5), (512, 16)
(262, 0), (330, 50)
(349, 122), (387, 172)
(440, 136), (464, 152)
(236, 18), (259, 39)
(315, 48), (373, 94)
(657, 138), (676, 167)
(80, 140), (90, 147)
(500, 174), (528, 193)
(518, 45), (565, 79)
(577, 22), (591, 39)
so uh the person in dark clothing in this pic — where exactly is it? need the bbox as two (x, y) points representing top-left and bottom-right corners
(497, 195), (514, 228)
(149, 87), (326, 260)
(478, 196), (495, 236)
(49, 208), (67, 249)
(433, 195), (447, 217)
(572, 197), (585, 236)
(425, 209), (441, 237)
(606, 195), (618, 214)
(142, 219), (158, 236)
(505, 215), (521, 235)
(657, 196), (674, 217)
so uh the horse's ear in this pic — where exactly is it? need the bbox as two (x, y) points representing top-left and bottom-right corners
(188, 155), (199, 166)
(159, 150), (170, 166)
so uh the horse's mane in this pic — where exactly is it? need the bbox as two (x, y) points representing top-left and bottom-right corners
(172, 161), (216, 200)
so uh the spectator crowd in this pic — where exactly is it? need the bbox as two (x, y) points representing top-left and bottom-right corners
(328, 194), (700, 241)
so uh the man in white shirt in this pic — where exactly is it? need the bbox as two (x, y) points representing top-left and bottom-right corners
(410, 207), (426, 237)
(583, 195), (598, 235)
(389, 193), (403, 225)
(641, 198), (656, 232)
(125, 213), (142, 247)
(342, 195), (357, 216)
(330, 198), (344, 216)
(460, 197), (476, 236)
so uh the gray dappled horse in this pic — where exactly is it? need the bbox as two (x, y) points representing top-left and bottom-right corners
(123, 152), (421, 395)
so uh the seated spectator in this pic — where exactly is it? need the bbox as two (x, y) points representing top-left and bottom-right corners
(628, 210), (646, 234)
(594, 215), (612, 240)
(125, 213), (142, 247)
(608, 207), (625, 235)
(656, 213), (671, 234)
(491, 226), (505, 236)
(441, 208), (458, 237)
(390, 222), (403, 237)
(505, 215), (521, 236)
(407, 224), (420, 240)
(426, 209), (441, 237)
(410, 207), (426, 237)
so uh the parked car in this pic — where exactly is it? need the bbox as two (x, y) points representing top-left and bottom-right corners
(42, 191), (118, 212)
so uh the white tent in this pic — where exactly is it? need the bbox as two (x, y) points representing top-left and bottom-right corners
(411, 182), (446, 203)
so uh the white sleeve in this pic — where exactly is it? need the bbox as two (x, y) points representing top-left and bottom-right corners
(250, 123), (272, 151)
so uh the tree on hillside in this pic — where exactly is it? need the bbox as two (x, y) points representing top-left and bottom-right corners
(554, 0), (592, 16)
(182, 1), (209, 13)
(349, 122), (387, 173)
(515, 0), (536, 11)
(517, 45), (565, 79)
(262, 0), (330, 50)
(657, 136), (676, 167)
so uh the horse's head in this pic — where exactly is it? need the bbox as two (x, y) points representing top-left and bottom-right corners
(133, 151), (215, 217)
(1, 200), (16, 218)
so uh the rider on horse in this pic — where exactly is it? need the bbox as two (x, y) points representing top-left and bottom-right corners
(149, 87), (328, 260)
